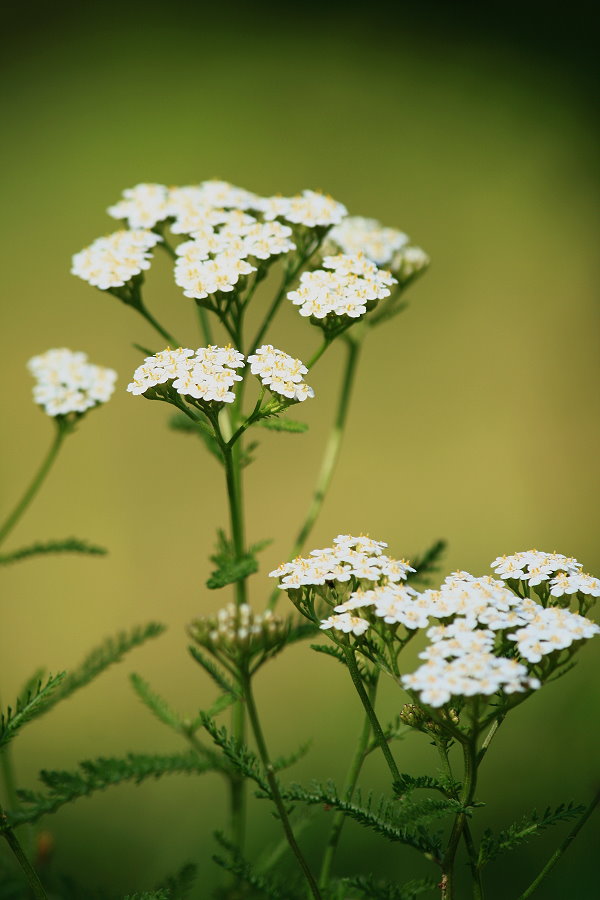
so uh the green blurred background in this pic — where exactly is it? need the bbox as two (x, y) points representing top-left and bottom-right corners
(1, 1), (598, 895)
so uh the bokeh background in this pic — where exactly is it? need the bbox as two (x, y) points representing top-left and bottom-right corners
(1, 1), (598, 896)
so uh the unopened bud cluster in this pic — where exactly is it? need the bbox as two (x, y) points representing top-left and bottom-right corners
(190, 603), (287, 660)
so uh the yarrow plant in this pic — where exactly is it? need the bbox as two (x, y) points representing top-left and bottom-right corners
(0, 178), (596, 900)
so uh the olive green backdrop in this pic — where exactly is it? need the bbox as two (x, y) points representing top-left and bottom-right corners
(1, 3), (598, 896)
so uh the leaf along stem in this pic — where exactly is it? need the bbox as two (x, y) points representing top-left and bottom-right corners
(517, 788), (600, 900)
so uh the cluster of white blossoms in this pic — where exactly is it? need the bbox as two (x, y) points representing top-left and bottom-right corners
(174, 219), (296, 299)
(287, 253), (396, 320)
(127, 346), (244, 404)
(191, 603), (285, 655)
(71, 230), (162, 290)
(272, 538), (600, 709)
(326, 216), (409, 266)
(247, 345), (314, 402)
(269, 534), (415, 591)
(28, 348), (117, 417)
(106, 181), (347, 234)
(127, 344), (314, 406)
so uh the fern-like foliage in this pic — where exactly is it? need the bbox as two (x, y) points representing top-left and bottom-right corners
(212, 832), (301, 900)
(156, 863), (198, 899)
(394, 773), (459, 798)
(342, 874), (437, 899)
(478, 801), (586, 866)
(258, 418), (308, 434)
(278, 782), (464, 861)
(201, 715), (269, 793)
(409, 540), (447, 585)
(129, 673), (186, 732)
(188, 646), (240, 699)
(18, 623), (167, 726)
(206, 529), (272, 589)
(272, 741), (312, 773)
(8, 751), (214, 826)
(0, 538), (107, 566)
(0, 673), (66, 749)
(123, 892), (169, 900)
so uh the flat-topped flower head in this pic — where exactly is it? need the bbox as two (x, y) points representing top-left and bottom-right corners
(127, 345), (244, 404)
(320, 613), (370, 637)
(327, 217), (409, 265)
(167, 181), (262, 233)
(506, 606), (600, 663)
(72, 230), (162, 290)
(175, 252), (256, 299)
(491, 551), (582, 584)
(107, 183), (170, 229)
(549, 572), (600, 599)
(260, 190), (347, 228)
(288, 256), (396, 322)
(247, 345), (314, 403)
(402, 652), (540, 708)
(28, 348), (117, 417)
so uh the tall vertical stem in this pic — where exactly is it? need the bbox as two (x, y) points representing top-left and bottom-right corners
(243, 674), (322, 899)
(442, 735), (478, 899)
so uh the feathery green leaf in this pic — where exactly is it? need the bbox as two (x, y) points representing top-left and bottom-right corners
(188, 646), (240, 698)
(201, 716), (268, 792)
(9, 751), (214, 826)
(343, 874), (437, 899)
(409, 540), (447, 585)
(168, 413), (223, 463)
(130, 674), (184, 733)
(0, 673), (66, 749)
(0, 538), (107, 566)
(258, 418), (309, 434)
(212, 832), (300, 899)
(156, 863), (197, 899)
(478, 801), (586, 866)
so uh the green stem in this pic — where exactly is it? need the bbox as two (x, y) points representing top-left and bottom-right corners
(243, 675), (322, 899)
(0, 810), (48, 900)
(196, 306), (214, 346)
(268, 335), (362, 610)
(442, 735), (479, 900)
(137, 302), (180, 348)
(477, 714), (505, 765)
(0, 421), (67, 548)
(517, 788), (600, 900)
(343, 646), (401, 784)
(318, 677), (378, 889)
(0, 744), (18, 812)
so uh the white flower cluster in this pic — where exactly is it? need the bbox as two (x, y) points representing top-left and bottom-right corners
(127, 346), (244, 404)
(107, 181), (347, 233)
(247, 345), (314, 402)
(28, 348), (117, 417)
(192, 603), (285, 654)
(71, 230), (162, 290)
(327, 216), (409, 266)
(287, 253), (396, 320)
(391, 245), (430, 279)
(491, 550), (582, 585)
(273, 538), (600, 709)
(507, 607), (600, 663)
(127, 344), (314, 406)
(269, 534), (415, 590)
(174, 219), (295, 299)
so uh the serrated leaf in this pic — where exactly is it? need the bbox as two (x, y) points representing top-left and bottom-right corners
(130, 674), (184, 732)
(273, 740), (312, 773)
(0, 538), (107, 566)
(258, 418), (309, 434)
(408, 540), (447, 585)
(343, 873), (437, 900)
(9, 752), (214, 827)
(188, 646), (240, 698)
(478, 800), (586, 866)
(206, 555), (258, 589)
(0, 673), (66, 749)
(156, 863), (197, 899)
(212, 832), (300, 899)
(168, 413), (223, 463)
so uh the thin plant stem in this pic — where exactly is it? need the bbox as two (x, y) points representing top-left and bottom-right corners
(342, 646), (401, 784)
(0, 810), (48, 900)
(0, 421), (67, 548)
(477, 714), (505, 765)
(517, 788), (600, 900)
(442, 732), (479, 900)
(243, 674), (322, 900)
(268, 334), (363, 610)
(197, 306), (214, 346)
(318, 676), (378, 889)
(0, 744), (18, 812)
(136, 302), (179, 347)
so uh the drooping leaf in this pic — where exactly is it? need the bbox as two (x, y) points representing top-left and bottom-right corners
(478, 801), (586, 866)
(0, 538), (107, 566)
(9, 751), (214, 826)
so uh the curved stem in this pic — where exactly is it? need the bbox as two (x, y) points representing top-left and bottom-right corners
(243, 674), (322, 899)
(442, 734), (479, 899)
(0, 810), (48, 900)
(268, 335), (362, 610)
(0, 421), (67, 548)
(319, 676), (378, 889)
(136, 302), (180, 348)
(517, 788), (600, 900)
(343, 646), (401, 784)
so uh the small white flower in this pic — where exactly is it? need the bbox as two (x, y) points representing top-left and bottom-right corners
(326, 216), (409, 266)
(107, 183), (170, 229)
(127, 345), (244, 404)
(320, 613), (370, 637)
(247, 345), (314, 403)
(28, 349), (117, 417)
(261, 190), (347, 228)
